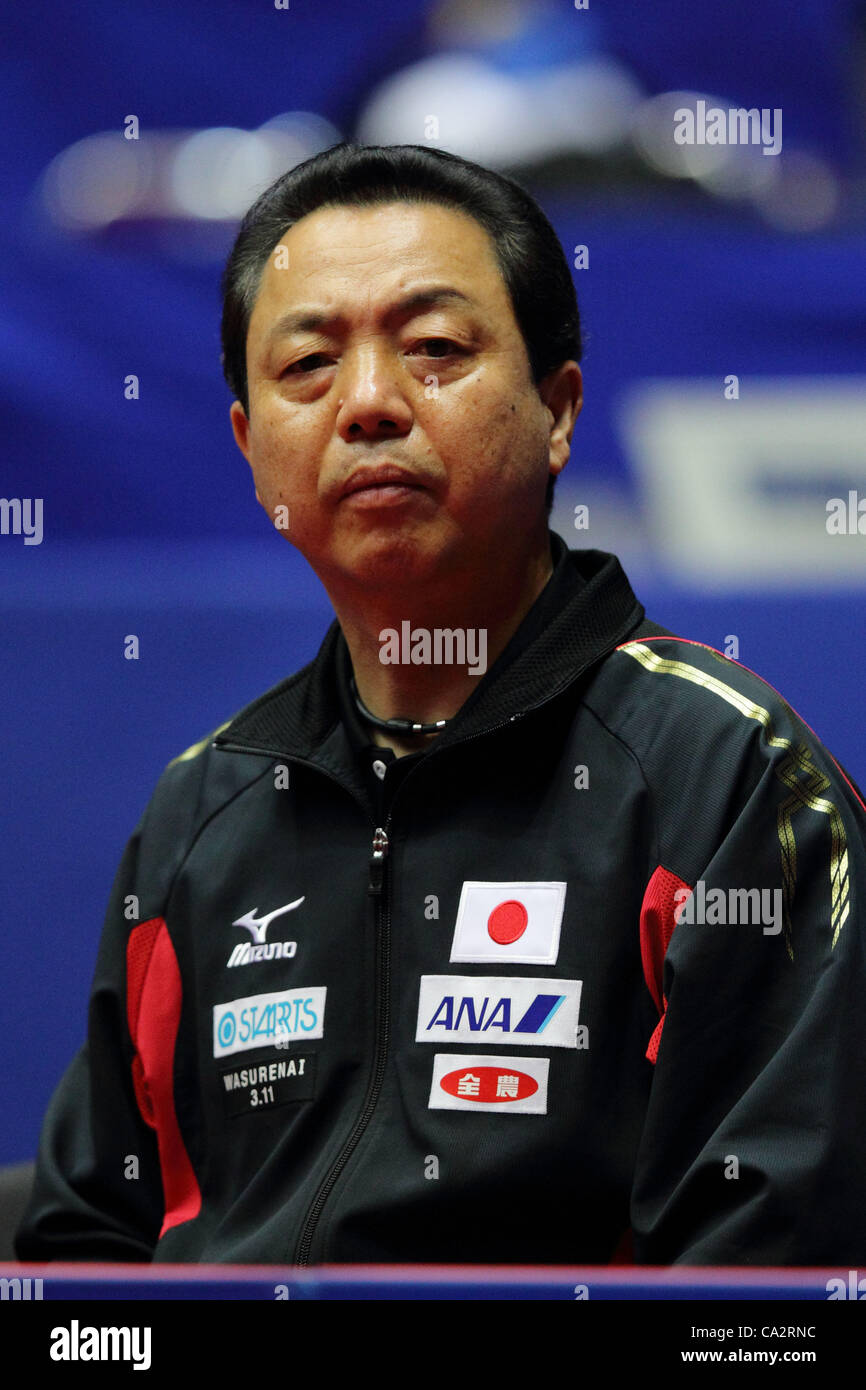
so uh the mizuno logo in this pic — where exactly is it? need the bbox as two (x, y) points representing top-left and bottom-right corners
(226, 897), (305, 967)
(233, 897), (305, 945)
(227, 941), (296, 968)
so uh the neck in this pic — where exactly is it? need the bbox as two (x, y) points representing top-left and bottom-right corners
(329, 535), (556, 756)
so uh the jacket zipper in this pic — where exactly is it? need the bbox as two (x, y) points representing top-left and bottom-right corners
(293, 822), (392, 1265)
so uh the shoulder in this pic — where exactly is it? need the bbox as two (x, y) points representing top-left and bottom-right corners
(585, 631), (866, 871)
(138, 661), (317, 861)
(591, 632), (822, 769)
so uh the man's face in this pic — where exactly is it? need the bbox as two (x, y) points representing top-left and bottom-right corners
(230, 200), (579, 594)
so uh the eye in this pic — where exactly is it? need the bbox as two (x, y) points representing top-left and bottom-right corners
(283, 353), (332, 375)
(412, 338), (462, 358)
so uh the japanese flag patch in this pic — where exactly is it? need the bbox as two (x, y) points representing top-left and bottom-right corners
(428, 1054), (550, 1114)
(449, 881), (566, 964)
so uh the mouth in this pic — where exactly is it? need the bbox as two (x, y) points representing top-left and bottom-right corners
(341, 481), (426, 509)
(339, 464), (427, 503)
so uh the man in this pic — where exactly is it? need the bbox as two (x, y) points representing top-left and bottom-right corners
(16, 143), (866, 1266)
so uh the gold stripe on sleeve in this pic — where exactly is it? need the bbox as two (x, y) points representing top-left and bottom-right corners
(619, 643), (849, 957)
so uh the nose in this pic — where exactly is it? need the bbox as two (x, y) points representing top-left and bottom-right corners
(334, 341), (414, 442)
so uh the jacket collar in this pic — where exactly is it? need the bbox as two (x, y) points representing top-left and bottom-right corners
(213, 538), (644, 762)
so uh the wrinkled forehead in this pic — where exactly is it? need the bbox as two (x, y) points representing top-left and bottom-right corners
(247, 200), (515, 337)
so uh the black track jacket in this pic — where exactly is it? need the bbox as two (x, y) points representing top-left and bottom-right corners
(16, 536), (866, 1266)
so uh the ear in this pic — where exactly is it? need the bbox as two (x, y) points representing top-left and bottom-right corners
(229, 400), (261, 503)
(230, 400), (251, 461)
(537, 362), (583, 478)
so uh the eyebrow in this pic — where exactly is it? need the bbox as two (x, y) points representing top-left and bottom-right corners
(264, 287), (479, 344)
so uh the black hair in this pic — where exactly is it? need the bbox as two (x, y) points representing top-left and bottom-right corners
(221, 142), (581, 513)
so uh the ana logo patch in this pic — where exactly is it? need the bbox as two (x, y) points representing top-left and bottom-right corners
(428, 1054), (549, 1114)
(416, 976), (581, 1047)
(449, 882), (566, 964)
(213, 986), (325, 1059)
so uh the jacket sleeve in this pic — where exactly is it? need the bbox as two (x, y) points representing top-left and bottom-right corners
(630, 726), (866, 1266)
(15, 825), (164, 1262)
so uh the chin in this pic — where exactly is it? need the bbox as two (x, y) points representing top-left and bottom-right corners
(338, 528), (445, 586)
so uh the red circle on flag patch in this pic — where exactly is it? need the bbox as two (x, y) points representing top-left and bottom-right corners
(487, 899), (528, 944)
(440, 1067), (538, 1103)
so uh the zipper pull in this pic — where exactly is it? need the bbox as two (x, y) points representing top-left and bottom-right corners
(368, 826), (389, 896)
